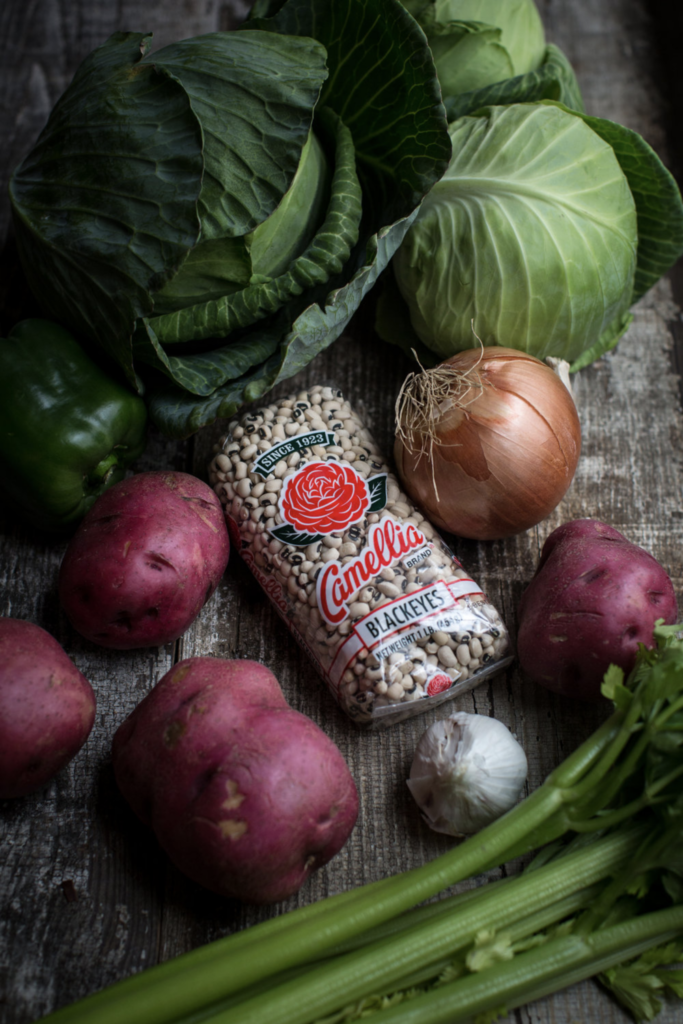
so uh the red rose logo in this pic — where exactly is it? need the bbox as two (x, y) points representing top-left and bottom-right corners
(280, 462), (370, 534)
(426, 673), (452, 696)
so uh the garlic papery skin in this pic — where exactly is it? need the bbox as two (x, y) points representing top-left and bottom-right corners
(407, 712), (528, 837)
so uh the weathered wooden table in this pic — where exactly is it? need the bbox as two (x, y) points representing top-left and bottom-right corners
(1, 1), (682, 1022)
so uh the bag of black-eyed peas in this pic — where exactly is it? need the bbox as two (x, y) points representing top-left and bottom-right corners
(208, 385), (513, 727)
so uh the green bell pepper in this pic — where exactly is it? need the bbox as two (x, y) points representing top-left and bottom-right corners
(0, 319), (147, 532)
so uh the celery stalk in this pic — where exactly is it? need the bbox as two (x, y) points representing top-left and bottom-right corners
(349, 906), (683, 1024)
(187, 826), (647, 1024)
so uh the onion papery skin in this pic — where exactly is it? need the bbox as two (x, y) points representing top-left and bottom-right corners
(394, 347), (581, 540)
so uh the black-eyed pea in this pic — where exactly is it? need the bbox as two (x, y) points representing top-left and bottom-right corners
(241, 442), (258, 460)
(378, 581), (401, 598)
(469, 637), (483, 659)
(438, 646), (457, 668)
(456, 644), (471, 666)
(390, 501), (410, 518)
(387, 682), (405, 701)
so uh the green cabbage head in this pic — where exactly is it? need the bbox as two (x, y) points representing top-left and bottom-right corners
(379, 97), (683, 370)
(403, 0), (584, 119)
(430, 0), (546, 87)
(392, 103), (641, 367)
(9, 0), (452, 438)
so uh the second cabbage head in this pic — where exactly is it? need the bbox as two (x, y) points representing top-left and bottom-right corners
(380, 100), (683, 370)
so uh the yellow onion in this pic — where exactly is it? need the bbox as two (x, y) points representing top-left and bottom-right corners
(394, 347), (581, 540)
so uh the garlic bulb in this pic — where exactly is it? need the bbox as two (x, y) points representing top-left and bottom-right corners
(407, 712), (528, 837)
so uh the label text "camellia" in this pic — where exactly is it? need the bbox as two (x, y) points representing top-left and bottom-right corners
(317, 515), (427, 626)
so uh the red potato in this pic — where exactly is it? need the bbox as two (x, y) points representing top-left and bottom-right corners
(112, 657), (359, 904)
(59, 471), (230, 649)
(0, 618), (96, 798)
(517, 519), (678, 700)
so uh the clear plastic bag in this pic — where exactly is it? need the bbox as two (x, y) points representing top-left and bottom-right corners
(209, 385), (512, 726)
